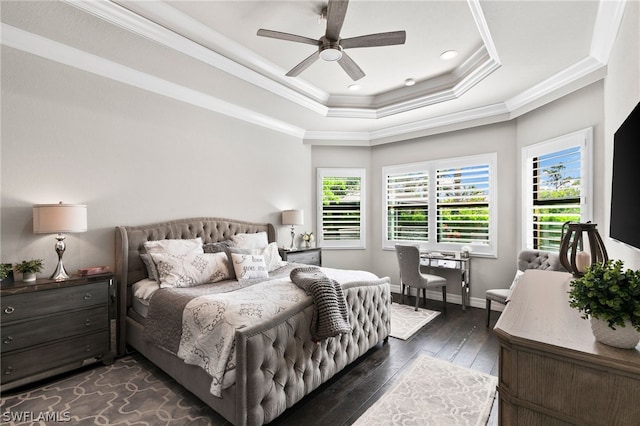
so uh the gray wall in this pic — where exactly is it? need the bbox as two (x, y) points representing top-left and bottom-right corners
(1, 48), (312, 276)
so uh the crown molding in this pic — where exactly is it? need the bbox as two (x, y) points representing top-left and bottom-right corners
(3, 0), (622, 147)
(0, 23), (305, 139)
(65, 0), (501, 120)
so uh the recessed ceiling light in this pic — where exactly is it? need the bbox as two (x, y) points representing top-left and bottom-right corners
(440, 50), (458, 60)
(404, 78), (416, 87)
(348, 84), (361, 91)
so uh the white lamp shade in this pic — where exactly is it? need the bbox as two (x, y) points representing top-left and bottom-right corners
(33, 203), (88, 234)
(282, 209), (303, 226)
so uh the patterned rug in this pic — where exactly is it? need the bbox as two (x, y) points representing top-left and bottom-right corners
(389, 302), (440, 340)
(353, 355), (498, 426)
(0, 353), (227, 425)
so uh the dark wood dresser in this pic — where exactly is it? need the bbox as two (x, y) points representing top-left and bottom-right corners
(494, 269), (640, 425)
(1, 273), (114, 391)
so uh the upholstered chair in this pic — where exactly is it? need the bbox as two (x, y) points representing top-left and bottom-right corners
(486, 249), (565, 326)
(395, 244), (448, 312)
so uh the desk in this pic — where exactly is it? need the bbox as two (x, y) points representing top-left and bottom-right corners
(420, 252), (471, 310)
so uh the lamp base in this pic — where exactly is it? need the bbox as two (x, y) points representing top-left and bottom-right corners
(50, 261), (70, 281)
(50, 234), (70, 281)
(289, 225), (297, 250)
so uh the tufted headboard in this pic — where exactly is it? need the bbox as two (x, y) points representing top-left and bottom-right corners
(114, 217), (276, 355)
(517, 249), (565, 272)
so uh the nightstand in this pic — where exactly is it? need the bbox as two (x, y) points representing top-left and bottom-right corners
(279, 247), (322, 266)
(0, 273), (114, 391)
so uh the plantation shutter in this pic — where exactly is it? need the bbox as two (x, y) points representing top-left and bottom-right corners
(385, 170), (429, 242)
(436, 164), (490, 245)
(523, 128), (592, 252)
(317, 168), (366, 249)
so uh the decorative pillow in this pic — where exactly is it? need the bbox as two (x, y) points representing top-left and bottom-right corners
(143, 237), (204, 254)
(142, 238), (204, 282)
(231, 253), (269, 281)
(139, 253), (158, 281)
(132, 278), (160, 300)
(150, 252), (230, 288)
(509, 269), (525, 290)
(223, 247), (251, 279)
(203, 240), (234, 253)
(261, 242), (286, 272)
(231, 232), (269, 250)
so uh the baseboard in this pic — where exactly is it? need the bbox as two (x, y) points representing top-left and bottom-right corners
(389, 283), (505, 312)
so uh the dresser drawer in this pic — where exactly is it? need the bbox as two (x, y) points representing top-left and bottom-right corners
(1, 281), (108, 322)
(1, 331), (109, 385)
(282, 249), (322, 266)
(1, 306), (108, 353)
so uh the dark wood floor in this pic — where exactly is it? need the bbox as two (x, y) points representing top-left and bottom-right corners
(270, 293), (502, 425)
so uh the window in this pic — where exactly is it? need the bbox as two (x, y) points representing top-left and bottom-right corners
(317, 168), (366, 249)
(522, 128), (592, 251)
(383, 153), (497, 256)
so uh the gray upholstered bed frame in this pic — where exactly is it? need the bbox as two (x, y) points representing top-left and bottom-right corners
(115, 217), (391, 425)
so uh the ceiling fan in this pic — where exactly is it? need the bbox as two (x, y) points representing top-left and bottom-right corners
(257, 0), (406, 81)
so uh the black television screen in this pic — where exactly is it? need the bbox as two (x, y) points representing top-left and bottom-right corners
(610, 101), (640, 250)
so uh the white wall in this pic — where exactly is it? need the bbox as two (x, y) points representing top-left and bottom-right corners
(1, 48), (311, 277)
(603, 0), (640, 269)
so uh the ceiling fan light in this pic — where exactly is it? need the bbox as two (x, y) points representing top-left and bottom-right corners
(320, 47), (342, 62)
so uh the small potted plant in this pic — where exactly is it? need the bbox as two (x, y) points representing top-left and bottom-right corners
(301, 232), (314, 248)
(568, 259), (640, 349)
(0, 263), (10, 282)
(14, 259), (45, 283)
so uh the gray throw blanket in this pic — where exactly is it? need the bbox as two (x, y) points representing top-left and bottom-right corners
(290, 266), (351, 341)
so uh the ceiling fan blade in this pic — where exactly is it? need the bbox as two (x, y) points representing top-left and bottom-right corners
(286, 51), (320, 77)
(325, 0), (349, 41)
(337, 51), (365, 81)
(257, 29), (319, 46)
(340, 31), (407, 49)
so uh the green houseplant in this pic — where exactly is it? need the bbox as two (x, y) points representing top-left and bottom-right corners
(568, 259), (640, 348)
(14, 259), (44, 282)
(0, 263), (10, 281)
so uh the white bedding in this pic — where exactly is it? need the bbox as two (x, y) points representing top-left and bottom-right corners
(176, 267), (378, 398)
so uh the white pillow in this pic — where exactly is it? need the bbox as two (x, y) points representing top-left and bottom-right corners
(133, 278), (160, 300)
(261, 242), (286, 272)
(231, 232), (269, 250)
(150, 252), (230, 288)
(509, 269), (525, 290)
(231, 253), (269, 281)
(143, 237), (204, 255)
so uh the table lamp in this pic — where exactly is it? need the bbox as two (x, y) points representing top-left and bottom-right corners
(33, 202), (88, 280)
(282, 209), (303, 250)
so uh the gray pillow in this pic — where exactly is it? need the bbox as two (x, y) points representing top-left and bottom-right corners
(203, 240), (234, 253)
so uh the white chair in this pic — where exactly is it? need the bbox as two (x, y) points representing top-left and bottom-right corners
(486, 249), (565, 327)
(395, 244), (447, 312)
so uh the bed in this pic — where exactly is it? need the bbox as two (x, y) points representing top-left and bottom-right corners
(115, 217), (391, 425)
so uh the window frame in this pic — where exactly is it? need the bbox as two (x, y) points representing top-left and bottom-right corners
(521, 128), (593, 251)
(316, 167), (366, 250)
(382, 153), (497, 256)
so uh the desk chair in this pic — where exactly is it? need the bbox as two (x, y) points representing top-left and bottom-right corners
(395, 244), (447, 312)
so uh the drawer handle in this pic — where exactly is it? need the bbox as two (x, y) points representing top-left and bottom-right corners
(4, 366), (12, 375)
(84, 319), (92, 327)
(83, 293), (92, 300)
(85, 345), (92, 352)
(4, 306), (15, 314)
(3, 336), (13, 345)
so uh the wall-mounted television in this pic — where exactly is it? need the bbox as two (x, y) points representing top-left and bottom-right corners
(610, 101), (640, 250)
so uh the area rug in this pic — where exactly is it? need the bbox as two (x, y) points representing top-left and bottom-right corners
(389, 302), (440, 340)
(0, 352), (226, 425)
(353, 355), (498, 426)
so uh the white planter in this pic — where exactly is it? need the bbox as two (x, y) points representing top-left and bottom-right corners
(22, 272), (36, 282)
(590, 317), (640, 349)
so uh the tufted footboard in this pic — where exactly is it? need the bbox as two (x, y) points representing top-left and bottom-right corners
(235, 278), (391, 426)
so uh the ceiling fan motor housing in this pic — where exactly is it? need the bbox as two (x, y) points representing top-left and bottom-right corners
(320, 37), (343, 61)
